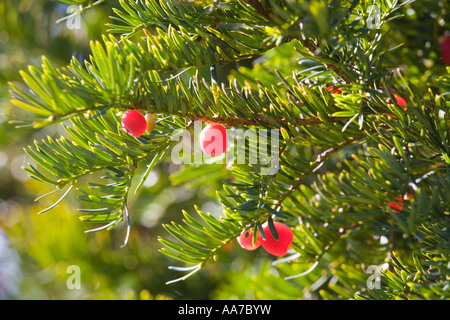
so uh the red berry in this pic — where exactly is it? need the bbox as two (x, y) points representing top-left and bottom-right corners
(387, 196), (403, 213)
(237, 229), (261, 251)
(326, 85), (342, 94)
(394, 95), (407, 107)
(260, 222), (293, 257)
(121, 110), (147, 137)
(441, 36), (450, 65)
(200, 123), (228, 156)
(386, 95), (407, 111)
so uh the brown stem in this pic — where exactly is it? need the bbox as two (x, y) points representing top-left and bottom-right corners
(191, 114), (346, 128)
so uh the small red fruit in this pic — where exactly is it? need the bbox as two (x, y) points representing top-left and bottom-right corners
(327, 85), (342, 94)
(121, 110), (147, 137)
(387, 196), (403, 213)
(260, 222), (293, 257)
(200, 123), (228, 156)
(440, 36), (450, 65)
(386, 95), (407, 111)
(393, 95), (407, 107)
(386, 95), (406, 106)
(237, 229), (261, 251)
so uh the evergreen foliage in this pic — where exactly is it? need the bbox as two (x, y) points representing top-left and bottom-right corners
(7, 0), (450, 299)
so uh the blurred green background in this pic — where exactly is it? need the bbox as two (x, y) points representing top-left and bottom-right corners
(0, 0), (254, 300)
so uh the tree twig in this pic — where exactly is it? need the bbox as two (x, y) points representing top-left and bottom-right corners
(241, 0), (276, 22)
(273, 136), (364, 210)
(191, 114), (347, 128)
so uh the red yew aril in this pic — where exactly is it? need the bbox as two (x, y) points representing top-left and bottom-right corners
(393, 95), (407, 107)
(237, 229), (261, 251)
(386, 95), (407, 111)
(326, 85), (342, 94)
(200, 123), (228, 156)
(260, 222), (293, 257)
(121, 110), (147, 137)
(441, 36), (450, 65)
(387, 196), (403, 213)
